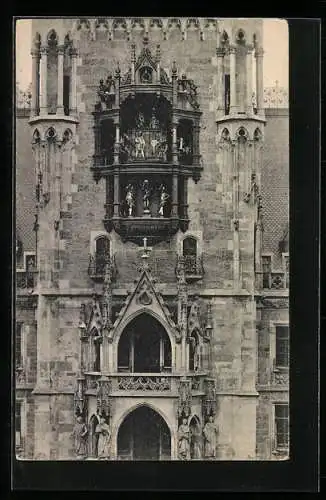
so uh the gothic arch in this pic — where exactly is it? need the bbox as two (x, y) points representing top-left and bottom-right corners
(220, 127), (231, 142)
(254, 128), (263, 141)
(235, 126), (249, 141)
(236, 28), (246, 44)
(32, 129), (41, 143)
(112, 401), (173, 453)
(62, 128), (73, 143)
(47, 29), (58, 45)
(45, 127), (57, 141)
(32, 32), (41, 50)
(220, 30), (230, 46)
(114, 308), (176, 348)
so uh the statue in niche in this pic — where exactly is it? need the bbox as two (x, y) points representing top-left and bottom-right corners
(141, 179), (152, 215)
(189, 335), (200, 372)
(95, 416), (111, 459)
(135, 131), (146, 159)
(203, 415), (218, 459)
(178, 417), (191, 460)
(72, 415), (88, 459)
(150, 137), (159, 157)
(125, 183), (135, 217)
(105, 74), (115, 94)
(140, 66), (153, 84)
(158, 184), (170, 217)
(136, 112), (145, 130)
(191, 424), (202, 459)
(120, 133), (131, 162)
(150, 112), (160, 129)
(158, 140), (168, 161)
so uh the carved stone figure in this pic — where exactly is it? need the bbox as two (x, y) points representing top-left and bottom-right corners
(150, 113), (160, 129)
(158, 140), (168, 161)
(203, 415), (218, 459)
(125, 184), (135, 217)
(72, 415), (88, 459)
(158, 184), (170, 217)
(178, 418), (191, 460)
(135, 131), (146, 158)
(191, 425), (202, 459)
(141, 179), (151, 214)
(95, 416), (111, 459)
(136, 112), (145, 130)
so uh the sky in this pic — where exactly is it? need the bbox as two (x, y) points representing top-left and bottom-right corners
(15, 18), (288, 91)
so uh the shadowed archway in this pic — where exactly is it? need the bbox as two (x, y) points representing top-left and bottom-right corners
(117, 405), (171, 460)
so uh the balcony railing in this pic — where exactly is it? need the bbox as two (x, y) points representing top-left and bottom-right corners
(16, 270), (37, 289)
(256, 271), (289, 290)
(183, 255), (204, 278)
(88, 254), (116, 281)
(84, 372), (206, 396)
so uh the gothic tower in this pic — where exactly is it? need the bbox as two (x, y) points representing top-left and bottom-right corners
(23, 17), (272, 461)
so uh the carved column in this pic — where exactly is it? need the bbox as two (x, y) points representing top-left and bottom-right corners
(171, 171), (178, 217)
(178, 377), (192, 418)
(30, 49), (40, 117)
(70, 48), (78, 114)
(39, 46), (48, 115)
(255, 47), (265, 117)
(114, 65), (120, 108)
(93, 121), (101, 166)
(192, 124), (200, 166)
(102, 260), (113, 373)
(57, 45), (64, 114)
(171, 61), (178, 107)
(216, 47), (224, 117)
(176, 257), (188, 372)
(229, 46), (237, 114)
(156, 44), (161, 84)
(105, 177), (113, 219)
(113, 172), (120, 216)
(114, 123), (120, 165)
(246, 45), (253, 115)
(131, 44), (136, 85)
(182, 176), (188, 219)
(172, 117), (178, 164)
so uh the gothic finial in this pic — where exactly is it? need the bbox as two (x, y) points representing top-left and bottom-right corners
(140, 237), (152, 272)
(172, 60), (177, 75)
(143, 35), (149, 46)
(156, 44), (161, 63)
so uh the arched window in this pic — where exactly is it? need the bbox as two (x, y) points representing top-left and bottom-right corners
(118, 314), (172, 373)
(182, 236), (198, 274)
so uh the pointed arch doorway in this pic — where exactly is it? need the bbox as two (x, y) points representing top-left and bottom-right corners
(117, 406), (171, 460)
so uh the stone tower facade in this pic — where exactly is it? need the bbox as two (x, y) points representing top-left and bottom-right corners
(16, 18), (289, 461)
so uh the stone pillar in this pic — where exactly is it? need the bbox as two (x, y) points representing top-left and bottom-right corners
(57, 45), (64, 114)
(39, 46), (48, 115)
(30, 49), (40, 117)
(171, 171), (178, 217)
(216, 47), (225, 117)
(246, 45), (253, 115)
(114, 124), (120, 165)
(70, 48), (78, 114)
(255, 47), (265, 117)
(192, 124), (200, 166)
(113, 173), (120, 217)
(131, 44), (136, 85)
(182, 176), (188, 219)
(93, 122), (101, 166)
(172, 120), (178, 164)
(229, 46), (237, 114)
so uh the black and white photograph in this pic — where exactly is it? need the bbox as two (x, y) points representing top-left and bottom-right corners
(14, 17), (290, 463)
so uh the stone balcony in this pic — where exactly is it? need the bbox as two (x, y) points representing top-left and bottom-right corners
(16, 270), (37, 290)
(255, 271), (289, 290)
(84, 371), (207, 397)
